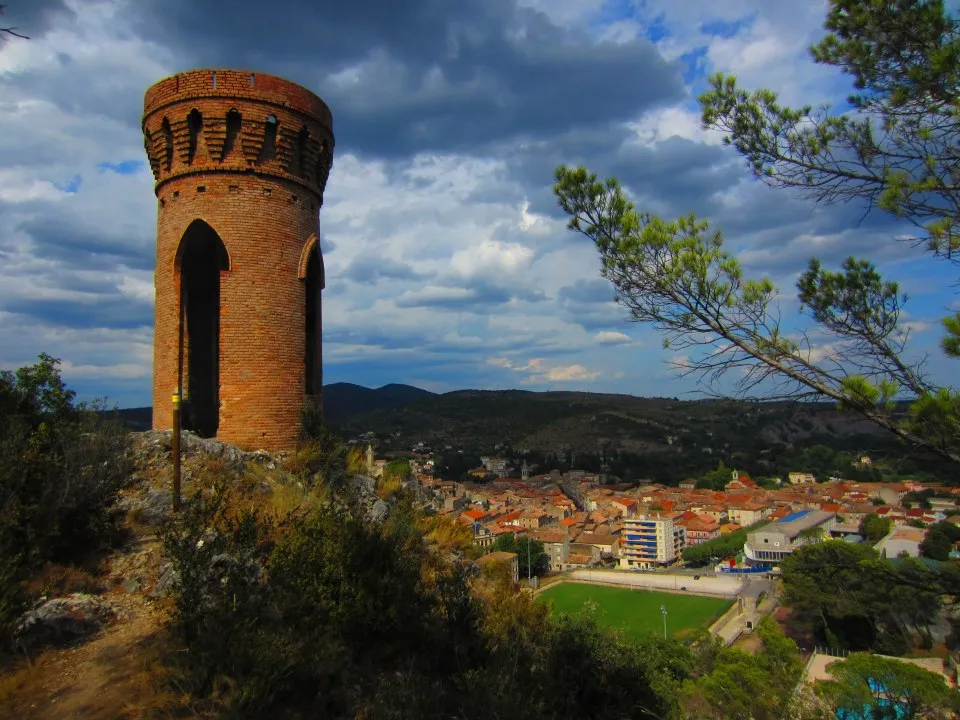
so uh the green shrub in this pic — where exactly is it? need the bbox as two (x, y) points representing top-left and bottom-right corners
(160, 466), (685, 719)
(0, 355), (130, 637)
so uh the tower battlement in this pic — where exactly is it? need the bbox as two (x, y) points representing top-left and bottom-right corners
(142, 69), (334, 200)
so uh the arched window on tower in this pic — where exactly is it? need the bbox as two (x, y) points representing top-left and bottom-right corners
(187, 109), (203, 164)
(292, 126), (309, 177)
(223, 108), (242, 161)
(303, 243), (323, 397)
(161, 117), (173, 171)
(258, 115), (278, 163)
(176, 220), (230, 438)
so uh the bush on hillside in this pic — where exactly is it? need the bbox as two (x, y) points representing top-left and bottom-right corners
(0, 355), (130, 638)
(160, 467), (685, 719)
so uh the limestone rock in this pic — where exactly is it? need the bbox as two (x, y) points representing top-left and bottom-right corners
(15, 593), (115, 651)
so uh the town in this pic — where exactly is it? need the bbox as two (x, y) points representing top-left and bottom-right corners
(361, 442), (960, 574)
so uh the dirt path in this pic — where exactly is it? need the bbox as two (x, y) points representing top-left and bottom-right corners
(0, 538), (181, 720)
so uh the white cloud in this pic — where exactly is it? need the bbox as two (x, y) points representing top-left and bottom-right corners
(486, 356), (602, 385)
(593, 330), (631, 345)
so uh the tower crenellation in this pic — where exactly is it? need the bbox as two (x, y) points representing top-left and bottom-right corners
(142, 69), (334, 200)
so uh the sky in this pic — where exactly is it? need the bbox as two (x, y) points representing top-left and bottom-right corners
(0, 0), (957, 408)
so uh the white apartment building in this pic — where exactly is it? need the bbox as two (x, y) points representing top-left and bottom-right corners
(618, 515), (686, 569)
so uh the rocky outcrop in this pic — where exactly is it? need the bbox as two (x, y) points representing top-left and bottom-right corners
(127, 430), (276, 473)
(15, 594), (116, 652)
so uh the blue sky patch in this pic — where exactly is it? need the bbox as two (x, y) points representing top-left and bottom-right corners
(55, 174), (82, 193)
(97, 160), (143, 175)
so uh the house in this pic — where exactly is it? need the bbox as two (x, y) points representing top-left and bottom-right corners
(727, 501), (772, 527)
(443, 495), (470, 512)
(677, 515), (720, 545)
(477, 551), (519, 584)
(610, 497), (639, 517)
(566, 543), (602, 569)
(788, 472), (816, 485)
(480, 457), (510, 475)
(459, 508), (488, 525)
(471, 524), (495, 549)
(744, 510), (836, 567)
(576, 532), (620, 560)
(875, 525), (927, 559)
(678, 479), (697, 490)
(726, 473), (757, 491)
(527, 528), (570, 571)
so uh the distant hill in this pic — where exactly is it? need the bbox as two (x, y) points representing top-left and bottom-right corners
(113, 407), (152, 431)
(332, 389), (889, 454)
(108, 383), (436, 431)
(111, 386), (952, 483)
(318, 383), (437, 424)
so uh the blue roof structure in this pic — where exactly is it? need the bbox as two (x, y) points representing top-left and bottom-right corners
(779, 510), (812, 524)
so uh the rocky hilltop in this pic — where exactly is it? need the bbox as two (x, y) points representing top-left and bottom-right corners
(1, 430), (392, 719)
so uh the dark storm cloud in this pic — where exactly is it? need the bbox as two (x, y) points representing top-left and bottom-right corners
(17, 215), (154, 271)
(3, 296), (152, 329)
(557, 278), (615, 304)
(1, 0), (72, 38)
(124, 0), (686, 158)
(342, 255), (432, 283)
(504, 127), (745, 220)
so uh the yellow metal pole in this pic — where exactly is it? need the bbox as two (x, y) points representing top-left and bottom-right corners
(172, 392), (181, 511)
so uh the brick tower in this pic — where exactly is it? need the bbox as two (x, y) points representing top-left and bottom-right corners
(142, 69), (334, 451)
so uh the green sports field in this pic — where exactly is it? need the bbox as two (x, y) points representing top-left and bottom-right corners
(538, 583), (733, 641)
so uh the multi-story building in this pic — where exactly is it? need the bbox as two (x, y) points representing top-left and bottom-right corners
(527, 528), (570, 571)
(677, 515), (720, 545)
(618, 515), (686, 569)
(743, 509), (835, 567)
(727, 501), (772, 527)
(480, 457), (510, 475)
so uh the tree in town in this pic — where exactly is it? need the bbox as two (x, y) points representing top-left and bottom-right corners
(553, 0), (960, 467)
(919, 520), (960, 560)
(491, 533), (550, 577)
(859, 513), (893, 543)
(814, 653), (958, 720)
(684, 617), (803, 720)
(780, 541), (940, 653)
(696, 461), (731, 490)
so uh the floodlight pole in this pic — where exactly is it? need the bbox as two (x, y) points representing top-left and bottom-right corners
(527, 537), (531, 582)
(661, 604), (668, 639)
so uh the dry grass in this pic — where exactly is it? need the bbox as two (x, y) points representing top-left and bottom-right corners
(0, 624), (195, 720)
(21, 562), (105, 598)
(418, 514), (477, 556)
(376, 473), (403, 500)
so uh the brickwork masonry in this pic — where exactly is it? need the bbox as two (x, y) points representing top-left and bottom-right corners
(144, 69), (334, 451)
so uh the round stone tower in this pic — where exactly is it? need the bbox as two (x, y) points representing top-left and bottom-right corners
(142, 69), (334, 451)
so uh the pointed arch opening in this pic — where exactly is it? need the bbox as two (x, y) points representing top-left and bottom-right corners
(176, 219), (229, 438)
(223, 108), (242, 161)
(187, 109), (203, 164)
(258, 115), (278, 164)
(301, 238), (323, 397)
(161, 117), (173, 171)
